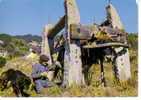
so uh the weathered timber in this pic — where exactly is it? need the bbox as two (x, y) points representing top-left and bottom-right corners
(106, 4), (131, 81)
(106, 4), (124, 30)
(41, 0), (131, 85)
(42, 25), (54, 81)
(47, 15), (66, 39)
(70, 24), (127, 42)
(42, 25), (53, 65)
(114, 47), (131, 80)
(83, 42), (129, 48)
(62, 0), (85, 87)
(70, 24), (96, 40)
(99, 26), (127, 43)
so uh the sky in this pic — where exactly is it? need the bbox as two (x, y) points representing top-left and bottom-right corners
(0, 0), (138, 36)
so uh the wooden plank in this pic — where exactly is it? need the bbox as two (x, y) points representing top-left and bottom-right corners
(47, 15), (66, 39)
(70, 24), (93, 40)
(83, 42), (129, 48)
(70, 24), (127, 43)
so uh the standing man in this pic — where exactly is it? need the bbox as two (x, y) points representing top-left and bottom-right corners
(31, 55), (54, 94)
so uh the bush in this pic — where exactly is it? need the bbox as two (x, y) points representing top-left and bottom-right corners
(128, 34), (138, 49)
(0, 57), (6, 68)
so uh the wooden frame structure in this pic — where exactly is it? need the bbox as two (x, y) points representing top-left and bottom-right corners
(41, 0), (131, 87)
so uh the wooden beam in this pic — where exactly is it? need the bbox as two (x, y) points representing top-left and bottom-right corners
(70, 24), (92, 40)
(47, 15), (66, 39)
(83, 42), (129, 48)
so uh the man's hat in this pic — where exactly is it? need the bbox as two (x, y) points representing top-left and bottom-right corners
(39, 55), (49, 62)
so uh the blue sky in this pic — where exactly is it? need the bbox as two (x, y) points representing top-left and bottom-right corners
(0, 0), (138, 35)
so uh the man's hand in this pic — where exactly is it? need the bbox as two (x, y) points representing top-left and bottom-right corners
(40, 72), (48, 77)
(48, 64), (56, 71)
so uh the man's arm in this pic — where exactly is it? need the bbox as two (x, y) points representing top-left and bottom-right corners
(31, 64), (42, 78)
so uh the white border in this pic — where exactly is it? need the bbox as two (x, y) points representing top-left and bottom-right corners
(137, 0), (141, 99)
(0, 0), (140, 100)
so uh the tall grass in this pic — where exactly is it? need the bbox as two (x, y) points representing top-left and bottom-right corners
(0, 35), (138, 97)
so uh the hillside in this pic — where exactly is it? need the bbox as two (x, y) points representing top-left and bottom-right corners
(0, 33), (29, 58)
(14, 34), (41, 43)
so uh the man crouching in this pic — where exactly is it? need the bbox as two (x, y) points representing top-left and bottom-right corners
(32, 55), (54, 94)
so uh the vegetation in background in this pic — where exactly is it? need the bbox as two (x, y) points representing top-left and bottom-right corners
(0, 34), (12, 46)
(128, 33), (138, 49)
(14, 34), (41, 43)
(0, 33), (29, 59)
(0, 57), (6, 68)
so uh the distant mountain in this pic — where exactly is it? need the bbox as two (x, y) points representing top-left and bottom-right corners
(14, 34), (42, 43)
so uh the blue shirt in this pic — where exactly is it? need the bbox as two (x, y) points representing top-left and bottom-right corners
(31, 63), (48, 78)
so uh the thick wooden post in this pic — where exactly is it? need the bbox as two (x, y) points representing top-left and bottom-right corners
(106, 4), (124, 30)
(62, 0), (85, 87)
(42, 24), (53, 65)
(107, 4), (131, 81)
(42, 24), (54, 81)
(114, 47), (131, 80)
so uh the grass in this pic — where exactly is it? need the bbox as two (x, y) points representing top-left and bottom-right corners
(0, 47), (138, 97)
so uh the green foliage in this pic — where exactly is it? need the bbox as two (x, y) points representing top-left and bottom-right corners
(0, 34), (12, 46)
(0, 33), (29, 58)
(0, 56), (6, 68)
(128, 33), (138, 49)
(14, 34), (41, 43)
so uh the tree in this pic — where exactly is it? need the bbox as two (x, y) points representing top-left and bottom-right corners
(0, 34), (12, 46)
(0, 56), (6, 68)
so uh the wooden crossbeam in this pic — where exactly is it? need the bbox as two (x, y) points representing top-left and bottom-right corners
(83, 42), (129, 48)
(47, 15), (66, 39)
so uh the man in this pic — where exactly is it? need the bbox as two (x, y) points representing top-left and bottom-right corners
(31, 55), (54, 94)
